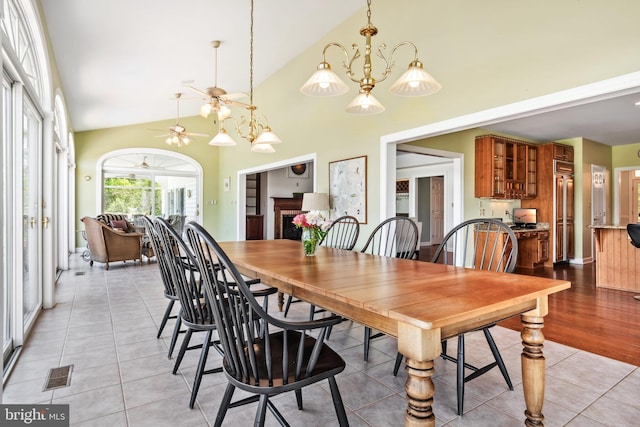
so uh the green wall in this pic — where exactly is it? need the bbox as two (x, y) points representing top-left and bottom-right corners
(72, 0), (640, 246)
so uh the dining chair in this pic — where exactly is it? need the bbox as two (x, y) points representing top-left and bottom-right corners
(140, 216), (182, 358)
(155, 217), (225, 409)
(626, 223), (640, 301)
(283, 215), (360, 318)
(393, 217), (518, 415)
(185, 222), (349, 427)
(360, 216), (418, 361)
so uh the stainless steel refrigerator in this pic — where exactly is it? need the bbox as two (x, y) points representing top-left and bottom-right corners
(554, 161), (574, 263)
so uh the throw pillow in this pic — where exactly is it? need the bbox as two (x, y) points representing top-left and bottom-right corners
(110, 219), (128, 232)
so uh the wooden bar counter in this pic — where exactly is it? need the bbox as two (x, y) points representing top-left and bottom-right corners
(590, 224), (640, 292)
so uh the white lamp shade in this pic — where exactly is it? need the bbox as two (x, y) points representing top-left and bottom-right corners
(217, 105), (231, 120)
(302, 193), (330, 211)
(300, 63), (349, 97)
(209, 128), (237, 146)
(254, 127), (282, 145)
(200, 103), (212, 118)
(344, 92), (385, 115)
(389, 61), (441, 97)
(250, 143), (275, 153)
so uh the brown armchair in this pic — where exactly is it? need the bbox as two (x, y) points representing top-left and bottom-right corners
(81, 216), (143, 270)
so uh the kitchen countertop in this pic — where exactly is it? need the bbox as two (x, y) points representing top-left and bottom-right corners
(588, 224), (628, 230)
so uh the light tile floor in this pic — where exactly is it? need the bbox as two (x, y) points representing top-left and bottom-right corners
(3, 255), (640, 426)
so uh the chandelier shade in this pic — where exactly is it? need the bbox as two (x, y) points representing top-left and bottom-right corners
(345, 91), (385, 115)
(300, 62), (349, 97)
(208, 127), (237, 147)
(250, 143), (275, 153)
(254, 126), (282, 145)
(389, 60), (441, 96)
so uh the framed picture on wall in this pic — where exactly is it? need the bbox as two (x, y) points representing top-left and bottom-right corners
(329, 155), (367, 223)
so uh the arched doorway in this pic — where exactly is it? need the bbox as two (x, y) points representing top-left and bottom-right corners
(96, 148), (204, 225)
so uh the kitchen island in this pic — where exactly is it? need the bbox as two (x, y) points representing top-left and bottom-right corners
(590, 224), (640, 292)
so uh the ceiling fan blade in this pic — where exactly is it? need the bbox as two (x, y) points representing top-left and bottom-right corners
(185, 132), (210, 137)
(225, 99), (252, 109)
(224, 92), (249, 100)
(155, 134), (171, 138)
(183, 84), (211, 98)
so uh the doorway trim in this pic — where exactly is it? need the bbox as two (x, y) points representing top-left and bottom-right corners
(236, 153), (317, 240)
(380, 71), (640, 229)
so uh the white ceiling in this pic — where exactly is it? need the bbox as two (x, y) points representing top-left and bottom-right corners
(40, 0), (640, 146)
(40, 0), (364, 132)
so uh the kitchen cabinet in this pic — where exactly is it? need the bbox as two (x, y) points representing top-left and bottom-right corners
(246, 215), (264, 240)
(553, 144), (574, 162)
(475, 227), (548, 269)
(522, 142), (574, 266)
(475, 135), (537, 199)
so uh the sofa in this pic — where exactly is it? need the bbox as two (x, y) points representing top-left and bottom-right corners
(81, 214), (143, 270)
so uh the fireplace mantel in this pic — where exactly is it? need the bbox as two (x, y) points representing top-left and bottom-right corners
(273, 197), (303, 239)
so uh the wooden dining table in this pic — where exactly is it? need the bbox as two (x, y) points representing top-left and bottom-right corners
(218, 239), (571, 427)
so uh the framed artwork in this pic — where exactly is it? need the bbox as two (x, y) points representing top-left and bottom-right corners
(287, 163), (309, 178)
(329, 155), (367, 223)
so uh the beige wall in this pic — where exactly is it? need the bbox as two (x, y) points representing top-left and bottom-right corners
(71, 0), (640, 248)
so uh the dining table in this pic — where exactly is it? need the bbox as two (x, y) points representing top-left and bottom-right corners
(218, 239), (571, 427)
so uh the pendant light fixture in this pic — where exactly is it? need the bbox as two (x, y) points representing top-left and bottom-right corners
(300, 0), (441, 114)
(207, 0), (281, 152)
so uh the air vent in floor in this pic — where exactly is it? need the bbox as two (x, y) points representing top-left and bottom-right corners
(43, 365), (73, 391)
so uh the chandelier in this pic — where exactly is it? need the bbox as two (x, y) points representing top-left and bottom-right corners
(207, 0), (281, 152)
(300, 0), (441, 114)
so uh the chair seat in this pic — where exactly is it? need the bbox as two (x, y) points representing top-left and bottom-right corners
(226, 330), (345, 392)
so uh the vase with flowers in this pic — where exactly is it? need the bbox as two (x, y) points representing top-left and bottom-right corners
(292, 211), (332, 256)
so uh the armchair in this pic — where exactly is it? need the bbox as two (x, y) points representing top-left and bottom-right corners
(81, 216), (143, 270)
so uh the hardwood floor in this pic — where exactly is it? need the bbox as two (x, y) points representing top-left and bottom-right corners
(419, 246), (640, 366)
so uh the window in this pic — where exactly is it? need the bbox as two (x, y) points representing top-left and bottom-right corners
(99, 150), (202, 223)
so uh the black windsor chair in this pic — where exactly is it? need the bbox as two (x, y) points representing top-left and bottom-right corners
(393, 218), (518, 415)
(185, 222), (349, 427)
(360, 216), (418, 362)
(283, 215), (360, 318)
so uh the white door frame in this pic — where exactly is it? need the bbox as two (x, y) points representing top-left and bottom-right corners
(236, 153), (318, 240)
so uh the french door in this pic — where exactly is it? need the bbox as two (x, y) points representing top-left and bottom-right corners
(3, 75), (43, 367)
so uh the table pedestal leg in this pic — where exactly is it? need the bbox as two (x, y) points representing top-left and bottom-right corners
(521, 314), (545, 427)
(404, 359), (436, 426)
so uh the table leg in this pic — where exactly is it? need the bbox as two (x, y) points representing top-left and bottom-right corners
(397, 323), (441, 426)
(404, 359), (436, 426)
(521, 313), (546, 427)
(277, 291), (284, 312)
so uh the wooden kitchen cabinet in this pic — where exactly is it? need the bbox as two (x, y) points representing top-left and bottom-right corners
(475, 135), (537, 199)
(553, 144), (574, 162)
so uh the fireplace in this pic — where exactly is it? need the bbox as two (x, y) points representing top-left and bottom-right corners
(282, 214), (303, 240)
(273, 197), (303, 240)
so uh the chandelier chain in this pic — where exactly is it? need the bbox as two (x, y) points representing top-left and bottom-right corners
(249, 0), (254, 106)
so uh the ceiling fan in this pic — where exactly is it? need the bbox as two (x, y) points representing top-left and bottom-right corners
(134, 156), (150, 169)
(154, 93), (209, 148)
(184, 40), (250, 120)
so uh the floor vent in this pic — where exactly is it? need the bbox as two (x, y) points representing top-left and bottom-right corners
(74, 271), (85, 276)
(43, 365), (73, 391)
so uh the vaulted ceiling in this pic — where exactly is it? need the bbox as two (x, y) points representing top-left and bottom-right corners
(40, 0), (640, 146)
